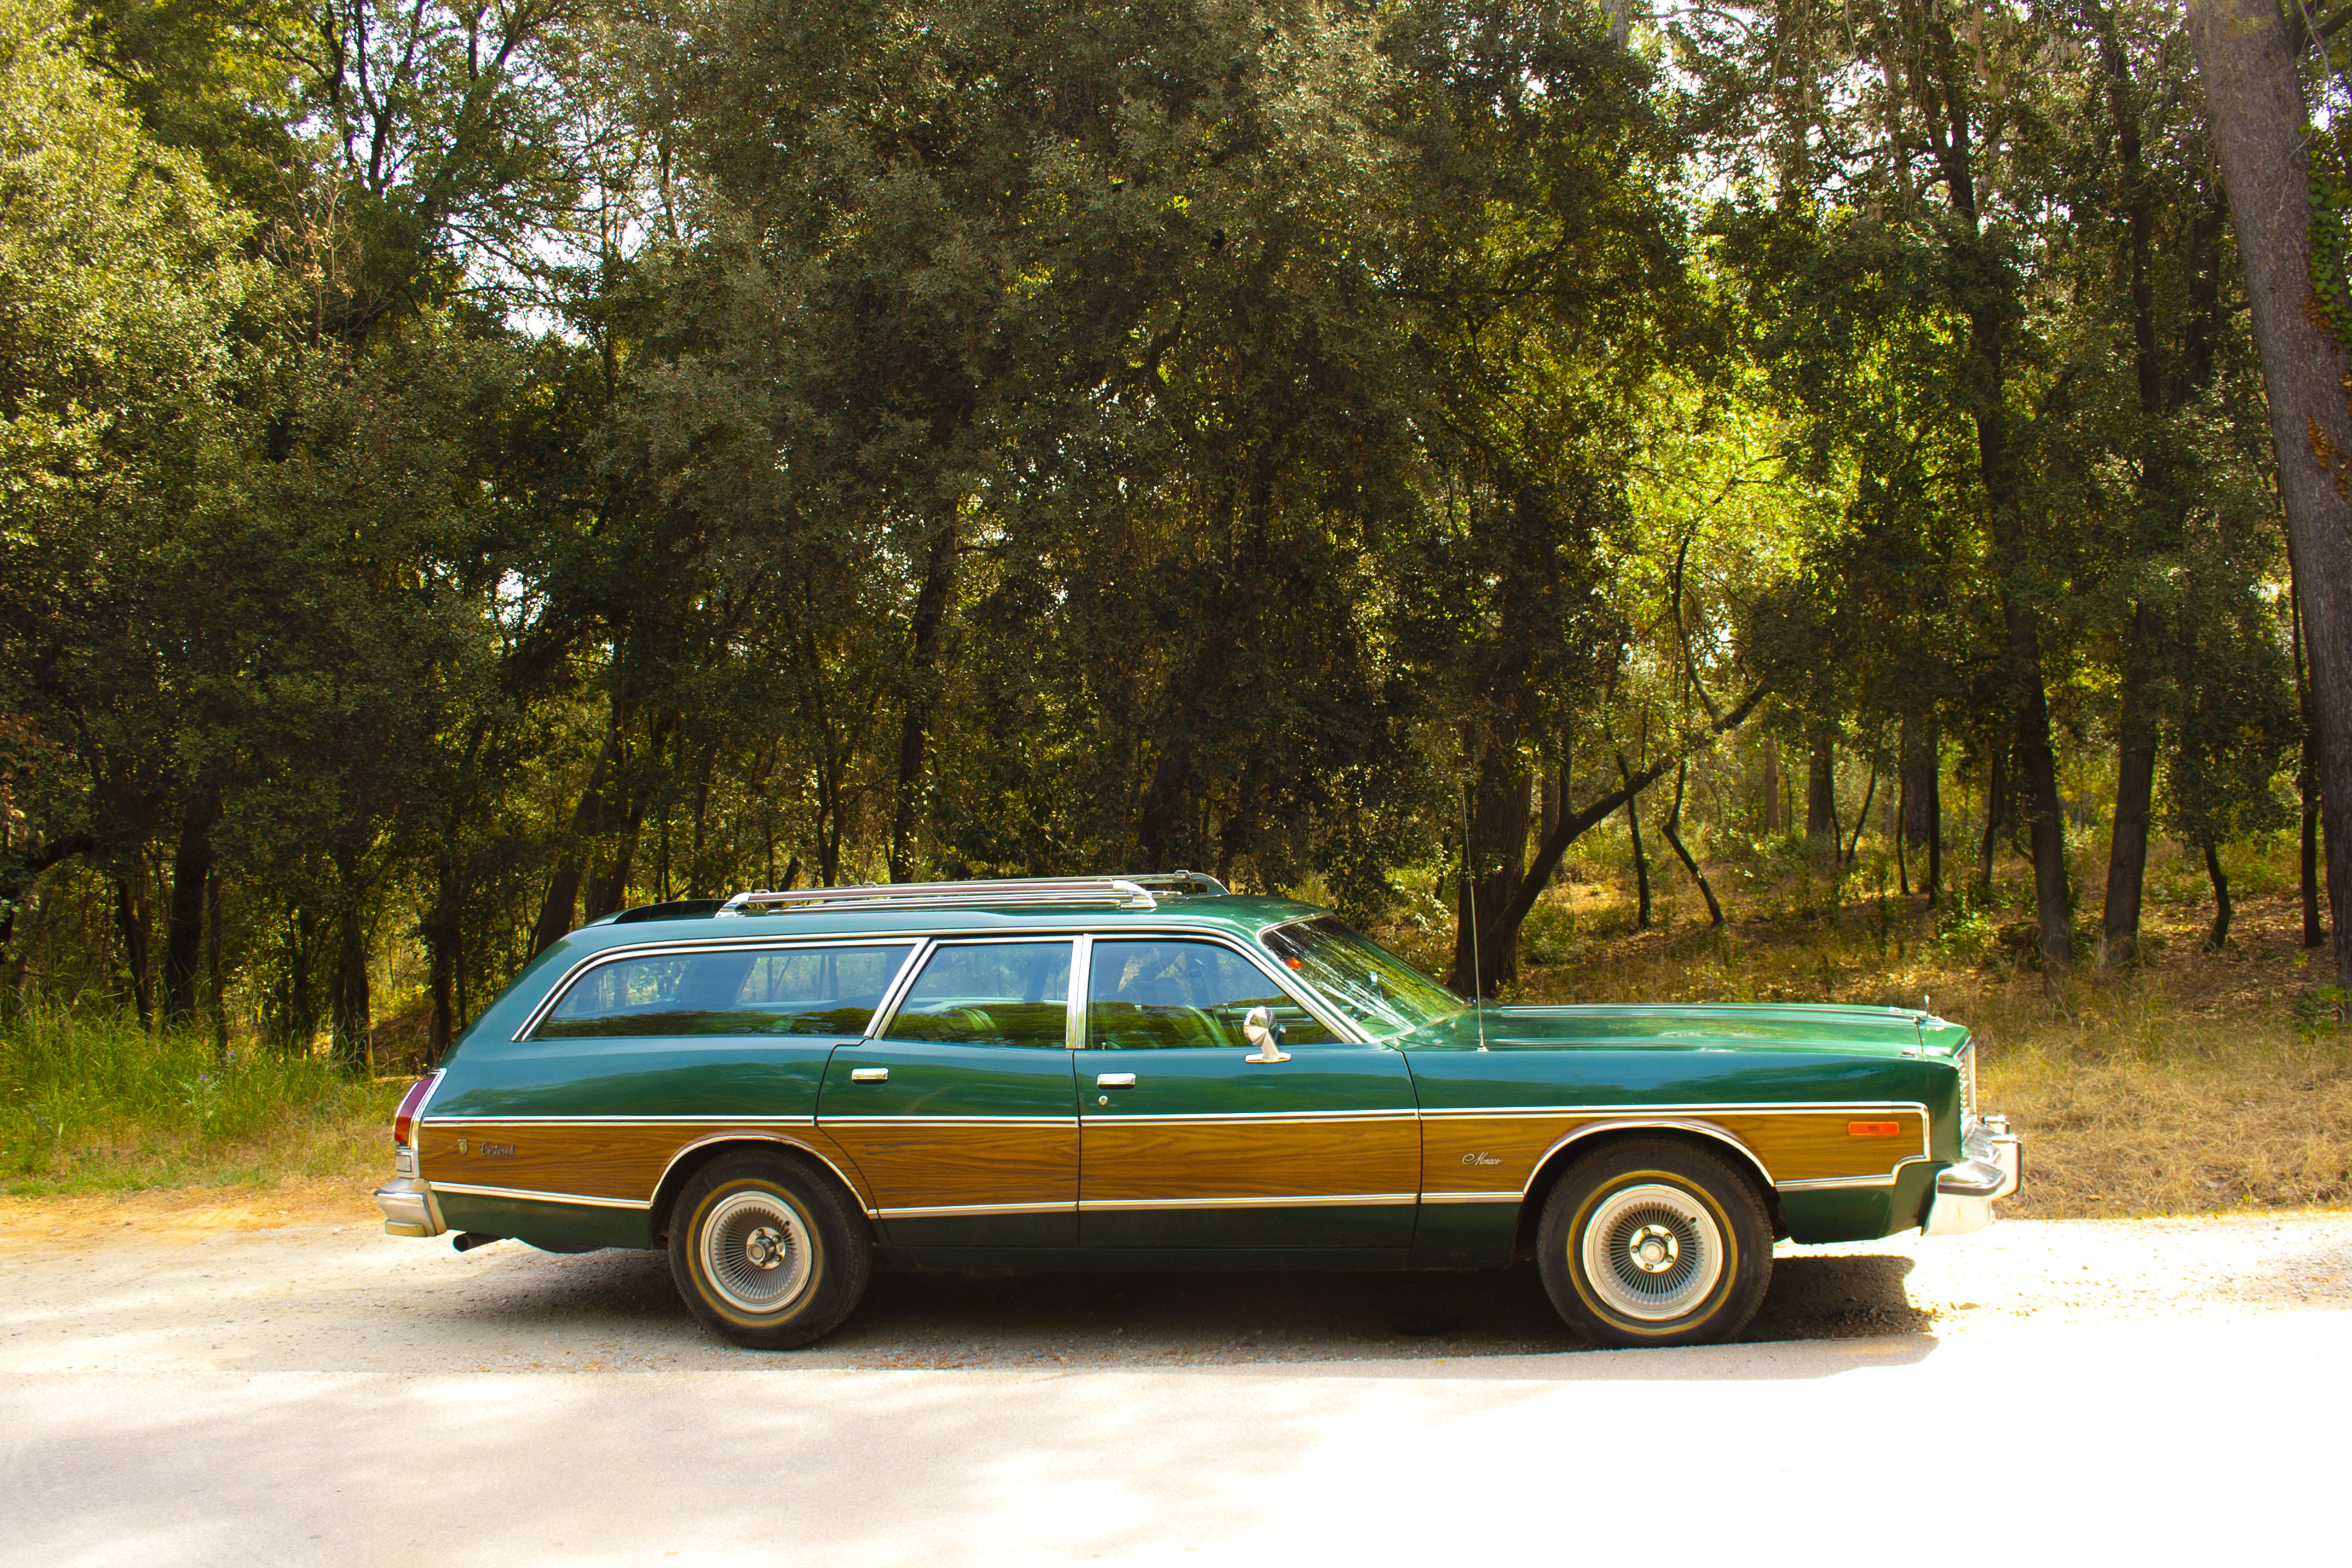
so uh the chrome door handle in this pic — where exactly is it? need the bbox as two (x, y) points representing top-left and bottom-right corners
(1095, 1073), (1137, 1088)
(850, 1068), (889, 1083)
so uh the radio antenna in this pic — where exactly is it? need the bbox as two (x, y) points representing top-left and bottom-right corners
(1460, 781), (1488, 1052)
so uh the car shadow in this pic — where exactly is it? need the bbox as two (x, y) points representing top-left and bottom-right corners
(461, 1243), (1935, 1367)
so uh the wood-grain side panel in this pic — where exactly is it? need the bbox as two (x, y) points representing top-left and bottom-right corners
(1718, 1111), (1926, 1181)
(1081, 1117), (1420, 1203)
(416, 1121), (872, 1207)
(1418, 1108), (1927, 1194)
(823, 1121), (1077, 1210)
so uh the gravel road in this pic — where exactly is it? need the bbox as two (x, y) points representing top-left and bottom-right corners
(3, 1191), (2348, 1373)
(4, 1195), (2348, 1566)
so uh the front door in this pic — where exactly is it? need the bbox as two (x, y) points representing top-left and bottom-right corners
(1074, 936), (1420, 1247)
(818, 938), (1080, 1247)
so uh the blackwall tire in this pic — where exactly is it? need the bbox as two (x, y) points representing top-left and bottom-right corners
(668, 1154), (871, 1349)
(1537, 1138), (1772, 1350)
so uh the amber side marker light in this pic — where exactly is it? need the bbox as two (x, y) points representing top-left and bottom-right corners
(393, 1071), (443, 1147)
(1847, 1120), (1901, 1137)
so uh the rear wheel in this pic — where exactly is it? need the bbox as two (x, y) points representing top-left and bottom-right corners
(668, 1154), (871, 1348)
(1537, 1139), (1771, 1349)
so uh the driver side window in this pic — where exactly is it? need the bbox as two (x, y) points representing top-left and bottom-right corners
(1086, 939), (1334, 1050)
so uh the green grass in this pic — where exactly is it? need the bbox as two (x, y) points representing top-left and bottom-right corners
(0, 1011), (405, 1195)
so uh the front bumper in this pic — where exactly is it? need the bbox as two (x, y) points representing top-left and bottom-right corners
(374, 1158), (447, 1238)
(1921, 1116), (2022, 1237)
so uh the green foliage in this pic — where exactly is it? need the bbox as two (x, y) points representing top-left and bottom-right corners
(0, 0), (2325, 1075)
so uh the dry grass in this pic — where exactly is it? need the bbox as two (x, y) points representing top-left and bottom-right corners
(0, 1011), (405, 1198)
(1393, 838), (2352, 1220)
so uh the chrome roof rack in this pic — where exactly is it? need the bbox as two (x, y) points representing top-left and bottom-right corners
(713, 871), (1229, 918)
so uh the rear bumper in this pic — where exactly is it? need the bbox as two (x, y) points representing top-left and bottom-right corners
(374, 1174), (446, 1238)
(1921, 1116), (2022, 1237)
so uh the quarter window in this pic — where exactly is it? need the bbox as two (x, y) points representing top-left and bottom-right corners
(1087, 939), (1334, 1050)
(883, 941), (1073, 1050)
(535, 944), (913, 1039)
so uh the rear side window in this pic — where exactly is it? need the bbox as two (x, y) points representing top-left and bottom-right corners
(881, 941), (1072, 1049)
(535, 944), (914, 1039)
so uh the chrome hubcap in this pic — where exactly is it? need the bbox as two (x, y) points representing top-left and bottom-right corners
(1579, 1183), (1724, 1321)
(701, 1191), (815, 1315)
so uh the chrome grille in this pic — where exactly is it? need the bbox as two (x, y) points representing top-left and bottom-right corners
(1958, 1038), (1978, 1123)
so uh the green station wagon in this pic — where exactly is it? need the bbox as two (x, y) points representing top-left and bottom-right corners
(374, 874), (2021, 1349)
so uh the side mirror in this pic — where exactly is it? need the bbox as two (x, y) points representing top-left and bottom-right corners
(1242, 1005), (1291, 1063)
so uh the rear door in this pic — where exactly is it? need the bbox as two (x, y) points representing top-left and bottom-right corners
(1073, 935), (1420, 1248)
(818, 938), (1081, 1247)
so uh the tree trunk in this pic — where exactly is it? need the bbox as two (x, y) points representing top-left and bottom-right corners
(113, 869), (153, 1029)
(206, 872), (226, 1050)
(1618, 752), (1653, 929)
(1493, 688), (1767, 954)
(1914, 8), (2073, 978)
(1979, 746), (2005, 892)
(1762, 740), (1782, 834)
(162, 792), (221, 1025)
(2102, 603), (2162, 967)
(1925, 763), (1942, 907)
(331, 897), (371, 1071)
(2295, 565), (2326, 947)
(2202, 838), (2233, 950)
(529, 725), (619, 955)
(1662, 762), (1723, 927)
(890, 512), (959, 883)
(1450, 739), (1530, 994)
(1899, 720), (1939, 851)
(2192, 0), (2352, 991)
(426, 860), (460, 1054)
(1843, 756), (1878, 866)
(1537, 748), (1562, 855)
(285, 905), (319, 1050)
(2092, 15), (2169, 973)
(1805, 733), (1837, 840)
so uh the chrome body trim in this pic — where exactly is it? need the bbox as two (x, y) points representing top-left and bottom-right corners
(648, 1131), (880, 1219)
(875, 1200), (1079, 1220)
(512, 936), (921, 1042)
(1418, 1100), (1932, 1119)
(1522, 1116), (1782, 1193)
(430, 1181), (653, 1210)
(1076, 1193), (1418, 1212)
(419, 1114), (819, 1128)
(1419, 1191), (1520, 1205)
(1775, 1172), (1909, 1192)
(1080, 1108), (1418, 1126)
(822, 1115), (1080, 1128)
(373, 1176), (446, 1237)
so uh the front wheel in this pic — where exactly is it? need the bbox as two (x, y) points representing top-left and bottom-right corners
(1537, 1139), (1772, 1349)
(668, 1154), (871, 1348)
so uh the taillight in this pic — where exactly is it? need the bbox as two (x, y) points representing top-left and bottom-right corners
(392, 1071), (442, 1148)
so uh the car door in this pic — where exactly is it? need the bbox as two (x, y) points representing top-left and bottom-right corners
(818, 937), (1081, 1247)
(1073, 935), (1420, 1248)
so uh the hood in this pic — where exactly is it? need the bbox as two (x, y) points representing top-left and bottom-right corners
(1408, 1002), (1933, 1056)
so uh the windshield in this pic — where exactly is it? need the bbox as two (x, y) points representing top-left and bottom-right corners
(1259, 916), (1465, 1039)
